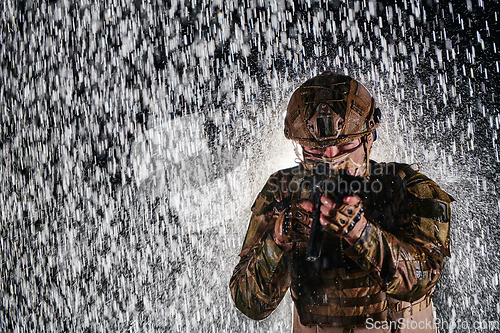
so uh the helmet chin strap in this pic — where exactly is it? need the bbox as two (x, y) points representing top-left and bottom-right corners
(360, 134), (371, 178)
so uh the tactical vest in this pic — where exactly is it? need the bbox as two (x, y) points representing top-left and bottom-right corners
(287, 162), (429, 327)
(291, 250), (387, 326)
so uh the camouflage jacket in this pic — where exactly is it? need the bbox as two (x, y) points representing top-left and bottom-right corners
(229, 161), (453, 325)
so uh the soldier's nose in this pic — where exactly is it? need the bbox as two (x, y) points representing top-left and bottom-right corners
(323, 146), (341, 158)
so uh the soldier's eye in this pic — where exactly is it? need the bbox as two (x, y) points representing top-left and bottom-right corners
(304, 148), (325, 157)
(339, 139), (361, 150)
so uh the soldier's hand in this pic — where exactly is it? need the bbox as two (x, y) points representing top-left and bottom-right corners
(274, 200), (313, 249)
(301, 194), (367, 245)
(320, 194), (367, 244)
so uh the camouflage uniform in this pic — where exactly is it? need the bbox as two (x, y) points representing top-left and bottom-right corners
(230, 161), (453, 332)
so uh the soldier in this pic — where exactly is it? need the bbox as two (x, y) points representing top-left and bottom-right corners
(229, 72), (454, 333)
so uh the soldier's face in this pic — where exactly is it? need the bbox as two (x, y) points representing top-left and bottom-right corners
(302, 137), (371, 176)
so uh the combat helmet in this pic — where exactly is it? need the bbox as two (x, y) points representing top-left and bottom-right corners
(284, 72), (381, 148)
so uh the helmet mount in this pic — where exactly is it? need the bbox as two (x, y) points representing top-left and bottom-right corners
(284, 72), (380, 149)
(285, 72), (381, 176)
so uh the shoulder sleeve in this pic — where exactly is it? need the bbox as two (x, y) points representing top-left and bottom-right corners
(403, 166), (454, 257)
(229, 169), (296, 320)
(240, 167), (297, 256)
(344, 163), (454, 301)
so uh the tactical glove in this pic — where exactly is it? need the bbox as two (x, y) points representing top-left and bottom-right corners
(273, 200), (312, 250)
(322, 195), (364, 238)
